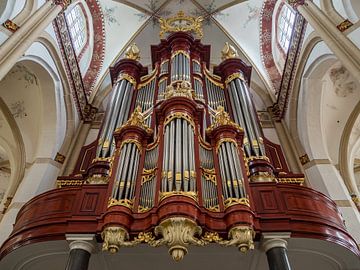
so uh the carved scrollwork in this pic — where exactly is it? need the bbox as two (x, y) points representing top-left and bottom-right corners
(201, 226), (255, 253)
(164, 80), (195, 100)
(102, 227), (154, 253)
(219, 226), (255, 253)
(147, 217), (205, 261)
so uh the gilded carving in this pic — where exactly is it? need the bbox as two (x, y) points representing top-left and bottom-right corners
(218, 226), (255, 253)
(116, 73), (137, 86)
(3, 20), (19, 32)
(54, 152), (66, 164)
(299, 153), (310, 165)
(124, 43), (140, 61)
(86, 174), (109, 184)
(225, 73), (245, 85)
(159, 191), (198, 202)
(164, 111), (195, 128)
(277, 177), (304, 185)
(337, 19), (353, 32)
(57, 179), (84, 188)
(164, 80), (194, 100)
(147, 217), (205, 261)
(221, 42), (239, 60)
(202, 226), (255, 253)
(158, 11), (203, 38)
(223, 197), (250, 208)
(108, 198), (133, 208)
(207, 106), (243, 133)
(116, 106), (152, 134)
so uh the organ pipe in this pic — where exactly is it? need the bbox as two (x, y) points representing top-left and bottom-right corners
(100, 33), (282, 215)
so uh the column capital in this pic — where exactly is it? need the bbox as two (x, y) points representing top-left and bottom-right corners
(261, 232), (291, 252)
(66, 234), (97, 253)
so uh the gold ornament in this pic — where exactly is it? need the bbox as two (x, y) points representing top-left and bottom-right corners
(207, 106), (243, 133)
(164, 80), (195, 100)
(102, 227), (154, 253)
(116, 106), (152, 134)
(221, 42), (239, 60)
(147, 217), (205, 261)
(124, 43), (140, 60)
(218, 225), (255, 253)
(158, 11), (203, 38)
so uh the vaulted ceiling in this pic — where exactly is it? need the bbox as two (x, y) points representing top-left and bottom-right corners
(91, 0), (275, 102)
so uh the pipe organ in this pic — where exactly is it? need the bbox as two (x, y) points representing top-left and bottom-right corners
(66, 14), (306, 261)
(82, 30), (291, 259)
(3, 13), (358, 270)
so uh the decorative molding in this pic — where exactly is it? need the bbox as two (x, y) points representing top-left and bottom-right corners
(53, 13), (89, 119)
(1, 197), (13, 214)
(83, 0), (105, 93)
(272, 13), (307, 120)
(260, 0), (282, 90)
(337, 19), (353, 32)
(54, 152), (66, 164)
(299, 153), (310, 165)
(2, 20), (19, 32)
(53, 1), (102, 120)
(148, 217), (204, 261)
(158, 11), (203, 38)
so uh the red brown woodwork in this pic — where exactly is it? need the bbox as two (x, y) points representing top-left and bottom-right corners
(18, 32), (356, 265)
(151, 32), (210, 69)
(1, 183), (359, 259)
(109, 59), (147, 86)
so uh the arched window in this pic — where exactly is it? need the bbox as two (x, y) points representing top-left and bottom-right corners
(277, 4), (296, 52)
(66, 5), (87, 55)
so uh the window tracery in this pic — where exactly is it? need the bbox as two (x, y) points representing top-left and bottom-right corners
(66, 5), (87, 55)
(277, 4), (296, 52)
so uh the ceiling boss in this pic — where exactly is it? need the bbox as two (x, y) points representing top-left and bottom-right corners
(158, 11), (204, 38)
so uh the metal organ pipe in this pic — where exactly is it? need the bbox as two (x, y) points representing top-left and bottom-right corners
(98, 79), (134, 158)
(161, 117), (196, 194)
(228, 77), (264, 157)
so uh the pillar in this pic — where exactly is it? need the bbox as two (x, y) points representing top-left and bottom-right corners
(294, 0), (360, 79)
(66, 234), (96, 270)
(0, 0), (70, 81)
(262, 233), (292, 270)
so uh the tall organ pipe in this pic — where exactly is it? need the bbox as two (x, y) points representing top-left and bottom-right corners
(98, 79), (133, 158)
(112, 143), (141, 203)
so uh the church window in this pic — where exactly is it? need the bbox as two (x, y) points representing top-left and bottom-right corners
(277, 4), (296, 52)
(65, 5), (87, 55)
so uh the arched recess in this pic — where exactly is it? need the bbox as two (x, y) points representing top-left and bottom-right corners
(0, 97), (26, 214)
(320, 0), (345, 24)
(0, 57), (71, 242)
(10, 0), (36, 25)
(288, 33), (322, 158)
(36, 34), (76, 155)
(297, 54), (338, 162)
(339, 102), (360, 196)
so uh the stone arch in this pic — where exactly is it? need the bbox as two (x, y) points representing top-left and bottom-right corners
(297, 54), (338, 161)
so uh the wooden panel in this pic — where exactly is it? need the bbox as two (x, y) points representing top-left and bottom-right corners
(80, 192), (99, 213)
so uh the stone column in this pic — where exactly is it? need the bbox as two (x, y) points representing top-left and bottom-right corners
(293, 0), (360, 79)
(66, 234), (96, 270)
(0, 0), (70, 81)
(262, 233), (292, 270)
